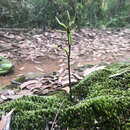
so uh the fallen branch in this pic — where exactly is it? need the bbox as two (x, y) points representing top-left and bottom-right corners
(109, 70), (130, 78)
(50, 100), (64, 130)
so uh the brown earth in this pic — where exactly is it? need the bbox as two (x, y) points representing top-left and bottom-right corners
(0, 28), (130, 86)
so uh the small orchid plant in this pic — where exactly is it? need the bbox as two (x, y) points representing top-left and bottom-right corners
(56, 11), (75, 101)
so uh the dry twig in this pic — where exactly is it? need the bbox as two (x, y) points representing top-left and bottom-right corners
(50, 100), (64, 130)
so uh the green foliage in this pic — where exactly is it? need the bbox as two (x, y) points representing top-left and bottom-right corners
(60, 96), (130, 130)
(0, 92), (72, 130)
(0, 62), (130, 129)
(0, 0), (130, 28)
(61, 62), (130, 129)
(73, 62), (130, 99)
(0, 56), (13, 75)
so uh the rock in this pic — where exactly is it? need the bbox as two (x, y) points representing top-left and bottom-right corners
(0, 56), (13, 75)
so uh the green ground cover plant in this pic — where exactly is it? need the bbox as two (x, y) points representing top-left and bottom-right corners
(0, 56), (13, 75)
(0, 62), (129, 130)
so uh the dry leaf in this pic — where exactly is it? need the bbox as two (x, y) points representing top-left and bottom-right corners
(20, 80), (38, 90)
(33, 89), (49, 95)
(0, 108), (15, 130)
(34, 66), (44, 72)
(83, 65), (106, 76)
(72, 72), (83, 80)
(58, 68), (64, 74)
(60, 87), (70, 93)
(19, 67), (24, 71)
(61, 78), (78, 86)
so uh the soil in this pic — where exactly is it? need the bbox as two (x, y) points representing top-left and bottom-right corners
(0, 28), (130, 87)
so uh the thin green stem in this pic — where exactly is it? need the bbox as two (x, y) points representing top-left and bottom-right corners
(67, 31), (72, 101)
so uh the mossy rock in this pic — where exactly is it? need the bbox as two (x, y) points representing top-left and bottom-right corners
(0, 62), (130, 130)
(0, 92), (73, 130)
(0, 56), (13, 75)
(73, 62), (130, 99)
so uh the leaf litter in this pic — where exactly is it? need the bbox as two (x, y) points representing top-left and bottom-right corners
(0, 28), (130, 103)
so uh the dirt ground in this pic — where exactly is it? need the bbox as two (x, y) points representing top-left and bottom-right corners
(0, 28), (130, 86)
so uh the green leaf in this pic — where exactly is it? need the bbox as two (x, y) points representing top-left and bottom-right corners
(0, 56), (3, 61)
(0, 59), (13, 75)
(70, 20), (75, 26)
(69, 32), (72, 45)
(70, 13), (76, 26)
(67, 10), (70, 22)
(57, 30), (66, 33)
(56, 45), (68, 56)
(56, 17), (67, 29)
(62, 47), (69, 56)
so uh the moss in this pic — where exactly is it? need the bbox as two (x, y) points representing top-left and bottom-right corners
(72, 69), (112, 99)
(0, 92), (73, 130)
(15, 75), (27, 83)
(106, 62), (130, 73)
(0, 62), (130, 129)
(73, 62), (130, 99)
(59, 96), (130, 129)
